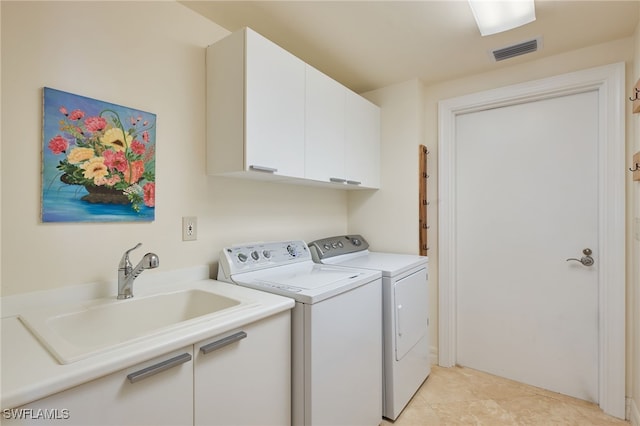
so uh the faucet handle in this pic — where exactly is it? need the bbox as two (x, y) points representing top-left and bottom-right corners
(126, 242), (143, 254)
(120, 243), (143, 268)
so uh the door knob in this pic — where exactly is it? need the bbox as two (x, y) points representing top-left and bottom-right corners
(566, 248), (594, 266)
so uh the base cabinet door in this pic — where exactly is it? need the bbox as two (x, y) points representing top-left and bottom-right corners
(194, 311), (291, 426)
(5, 347), (193, 425)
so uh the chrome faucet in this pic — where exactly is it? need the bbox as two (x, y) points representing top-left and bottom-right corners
(118, 243), (159, 299)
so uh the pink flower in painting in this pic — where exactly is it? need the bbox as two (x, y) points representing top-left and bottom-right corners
(48, 135), (68, 154)
(69, 109), (85, 120)
(125, 160), (145, 183)
(94, 175), (122, 186)
(84, 116), (107, 132)
(103, 149), (128, 173)
(59, 106), (68, 116)
(130, 116), (137, 126)
(143, 182), (155, 207)
(130, 140), (145, 155)
(142, 131), (149, 142)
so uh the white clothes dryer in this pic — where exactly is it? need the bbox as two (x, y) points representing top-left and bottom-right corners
(309, 235), (430, 421)
(218, 240), (382, 426)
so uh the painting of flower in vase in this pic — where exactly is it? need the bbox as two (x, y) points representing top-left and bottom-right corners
(42, 87), (156, 222)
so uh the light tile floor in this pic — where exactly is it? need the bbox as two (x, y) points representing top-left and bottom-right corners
(383, 365), (630, 426)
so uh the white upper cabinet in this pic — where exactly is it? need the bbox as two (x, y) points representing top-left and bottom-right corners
(206, 27), (379, 189)
(304, 65), (346, 183)
(305, 67), (380, 189)
(345, 90), (381, 188)
(244, 30), (306, 178)
(206, 28), (305, 180)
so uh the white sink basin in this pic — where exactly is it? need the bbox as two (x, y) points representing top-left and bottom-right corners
(19, 289), (250, 364)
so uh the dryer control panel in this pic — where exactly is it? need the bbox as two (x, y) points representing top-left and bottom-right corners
(308, 235), (370, 260)
(218, 240), (310, 280)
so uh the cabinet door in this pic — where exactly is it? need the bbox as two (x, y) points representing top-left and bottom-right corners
(345, 90), (381, 188)
(245, 29), (305, 178)
(6, 347), (193, 426)
(194, 311), (291, 426)
(305, 65), (346, 183)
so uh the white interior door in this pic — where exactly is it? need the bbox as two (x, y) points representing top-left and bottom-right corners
(455, 91), (599, 402)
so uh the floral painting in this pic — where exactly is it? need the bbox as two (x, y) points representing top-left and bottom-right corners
(42, 88), (156, 222)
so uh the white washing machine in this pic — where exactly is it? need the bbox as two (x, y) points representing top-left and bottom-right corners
(308, 235), (430, 421)
(218, 240), (382, 426)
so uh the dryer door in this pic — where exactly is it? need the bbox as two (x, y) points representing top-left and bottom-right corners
(394, 268), (428, 361)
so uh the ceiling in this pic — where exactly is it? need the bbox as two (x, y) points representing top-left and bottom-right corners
(181, 1), (640, 94)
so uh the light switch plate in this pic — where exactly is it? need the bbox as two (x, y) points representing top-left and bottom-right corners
(182, 216), (197, 241)
(635, 218), (640, 241)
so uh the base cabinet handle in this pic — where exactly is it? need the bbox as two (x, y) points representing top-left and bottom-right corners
(329, 177), (347, 184)
(127, 352), (192, 383)
(346, 180), (361, 186)
(200, 331), (247, 355)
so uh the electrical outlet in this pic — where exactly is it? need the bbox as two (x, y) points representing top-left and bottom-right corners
(182, 216), (197, 241)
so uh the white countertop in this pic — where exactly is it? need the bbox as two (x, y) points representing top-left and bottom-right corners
(0, 266), (294, 409)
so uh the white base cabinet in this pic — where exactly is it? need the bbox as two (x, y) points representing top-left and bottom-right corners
(6, 347), (194, 426)
(194, 310), (291, 426)
(5, 312), (291, 426)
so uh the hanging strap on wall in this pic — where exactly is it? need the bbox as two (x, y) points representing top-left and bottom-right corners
(419, 145), (429, 256)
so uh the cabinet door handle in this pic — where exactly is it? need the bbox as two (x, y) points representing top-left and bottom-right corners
(346, 180), (361, 186)
(199, 331), (247, 355)
(249, 165), (278, 173)
(127, 352), (192, 383)
(329, 177), (347, 184)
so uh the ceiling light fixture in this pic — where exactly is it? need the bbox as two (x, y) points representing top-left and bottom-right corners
(468, 0), (536, 36)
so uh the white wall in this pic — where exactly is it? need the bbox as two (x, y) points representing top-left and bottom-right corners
(0, 1), (348, 297)
(349, 79), (425, 255)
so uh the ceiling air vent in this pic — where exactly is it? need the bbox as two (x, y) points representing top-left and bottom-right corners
(491, 37), (542, 62)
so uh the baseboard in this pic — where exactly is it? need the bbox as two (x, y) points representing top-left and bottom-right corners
(430, 345), (438, 365)
(631, 397), (640, 426)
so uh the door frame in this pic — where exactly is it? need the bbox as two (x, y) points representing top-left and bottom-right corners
(437, 63), (626, 418)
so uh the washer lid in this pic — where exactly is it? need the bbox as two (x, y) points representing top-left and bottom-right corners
(230, 261), (381, 304)
(321, 251), (428, 277)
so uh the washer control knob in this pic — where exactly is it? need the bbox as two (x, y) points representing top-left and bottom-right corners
(237, 253), (248, 263)
(262, 250), (271, 259)
(323, 243), (331, 251)
(332, 242), (338, 249)
(352, 238), (362, 246)
(251, 251), (260, 261)
(287, 244), (298, 257)
(337, 241), (344, 248)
